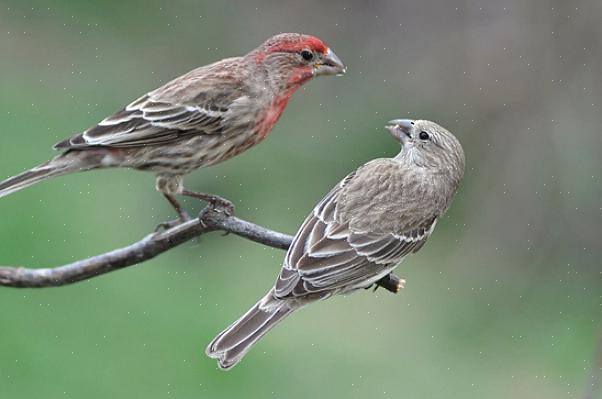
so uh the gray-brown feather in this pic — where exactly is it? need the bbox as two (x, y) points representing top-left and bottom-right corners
(54, 58), (261, 151)
(52, 51), (292, 178)
(276, 122), (465, 299)
(206, 118), (465, 369)
(205, 290), (295, 370)
(275, 160), (440, 299)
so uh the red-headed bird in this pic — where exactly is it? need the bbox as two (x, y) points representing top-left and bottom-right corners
(0, 33), (345, 219)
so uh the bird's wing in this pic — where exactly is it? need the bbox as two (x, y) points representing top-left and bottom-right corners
(54, 60), (248, 149)
(275, 169), (437, 299)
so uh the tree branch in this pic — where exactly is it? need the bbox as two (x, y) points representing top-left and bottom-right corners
(0, 207), (290, 288)
(0, 205), (400, 292)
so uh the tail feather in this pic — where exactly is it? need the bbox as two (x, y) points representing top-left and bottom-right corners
(206, 291), (295, 370)
(0, 152), (97, 198)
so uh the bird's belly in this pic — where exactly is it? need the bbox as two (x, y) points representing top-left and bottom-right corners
(127, 130), (260, 175)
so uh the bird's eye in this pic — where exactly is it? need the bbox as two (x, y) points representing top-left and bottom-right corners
(300, 50), (314, 61)
(419, 131), (430, 140)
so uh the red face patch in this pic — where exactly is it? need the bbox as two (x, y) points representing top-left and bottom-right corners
(264, 34), (328, 55)
(300, 36), (328, 54)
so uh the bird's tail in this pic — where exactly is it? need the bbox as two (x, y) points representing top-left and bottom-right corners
(206, 289), (296, 370)
(0, 151), (103, 199)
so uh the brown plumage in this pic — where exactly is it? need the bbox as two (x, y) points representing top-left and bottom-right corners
(206, 119), (465, 369)
(0, 33), (345, 218)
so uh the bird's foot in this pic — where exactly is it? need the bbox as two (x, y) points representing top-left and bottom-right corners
(154, 212), (191, 233)
(182, 190), (235, 216)
(373, 273), (406, 294)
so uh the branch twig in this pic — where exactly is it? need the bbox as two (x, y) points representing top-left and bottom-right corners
(0, 207), (290, 288)
(0, 205), (399, 291)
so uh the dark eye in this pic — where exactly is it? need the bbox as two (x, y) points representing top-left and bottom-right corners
(419, 131), (430, 140)
(300, 50), (314, 61)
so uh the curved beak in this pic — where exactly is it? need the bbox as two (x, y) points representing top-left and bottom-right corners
(315, 48), (346, 76)
(385, 119), (414, 144)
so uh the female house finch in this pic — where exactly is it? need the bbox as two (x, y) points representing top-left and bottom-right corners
(0, 33), (345, 219)
(207, 119), (465, 369)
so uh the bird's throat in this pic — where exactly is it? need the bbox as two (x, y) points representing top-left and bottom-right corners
(286, 67), (314, 88)
(255, 67), (313, 139)
(256, 94), (292, 139)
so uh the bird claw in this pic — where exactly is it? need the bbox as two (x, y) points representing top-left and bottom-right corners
(207, 196), (235, 216)
(154, 212), (191, 233)
(181, 190), (235, 216)
(154, 219), (180, 233)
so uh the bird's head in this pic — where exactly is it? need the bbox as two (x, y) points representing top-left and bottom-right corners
(252, 33), (346, 89)
(386, 119), (465, 183)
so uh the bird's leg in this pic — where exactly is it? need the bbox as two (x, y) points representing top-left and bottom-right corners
(373, 273), (406, 294)
(155, 193), (191, 232)
(153, 175), (192, 231)
(164, 193), (191, 221)
(181, 189), (235, 216)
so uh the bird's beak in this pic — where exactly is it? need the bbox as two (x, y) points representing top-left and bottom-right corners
(315, 48), (346, 76)
(385, 119), (414, 145)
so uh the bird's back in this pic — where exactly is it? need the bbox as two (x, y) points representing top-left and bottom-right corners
(337, 158), (443, 236)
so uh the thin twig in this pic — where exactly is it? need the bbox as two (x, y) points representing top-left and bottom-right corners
(0, 207), (290, 288)
(0, 205), (399, 292)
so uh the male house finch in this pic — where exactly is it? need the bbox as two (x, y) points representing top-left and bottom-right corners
(0, 33), (345, 220)
(207, 119), (465, 369)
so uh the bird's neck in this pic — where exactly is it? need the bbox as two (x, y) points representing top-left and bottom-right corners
(249, 61), (313, 139)
(395, 150), (462, 213)
(255, 93), (293, 139)
(282, 67), (314, 90)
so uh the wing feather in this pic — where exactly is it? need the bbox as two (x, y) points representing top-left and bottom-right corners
(274, 169), (438, 299)
(54, 60), (248, 150)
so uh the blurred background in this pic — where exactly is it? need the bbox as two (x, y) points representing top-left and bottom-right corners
(1, 0), (601, 398)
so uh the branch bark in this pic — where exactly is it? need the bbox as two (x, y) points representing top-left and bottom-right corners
(0, 205), (400, 291)
(0, 208), (290, 288)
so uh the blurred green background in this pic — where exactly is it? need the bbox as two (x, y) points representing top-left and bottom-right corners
(1, 0), (601, 398)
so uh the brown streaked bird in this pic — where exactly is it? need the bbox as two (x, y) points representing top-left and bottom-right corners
(207, 119), (465, 369)
(0, 33), (345, 221)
